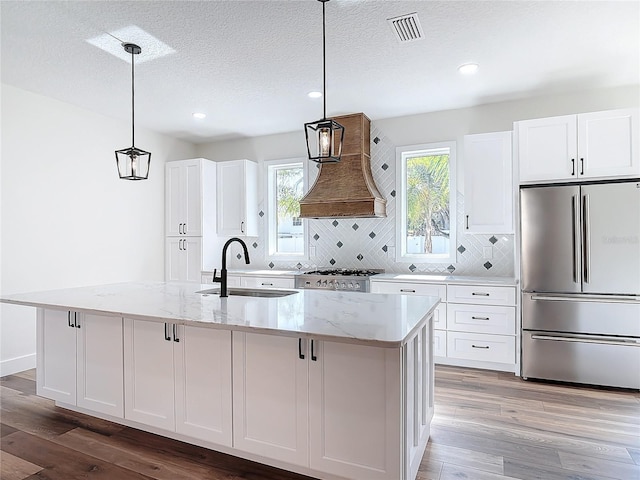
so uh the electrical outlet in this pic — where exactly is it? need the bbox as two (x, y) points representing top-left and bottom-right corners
(483, 246), (493, 259)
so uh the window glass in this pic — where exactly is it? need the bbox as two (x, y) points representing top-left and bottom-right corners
(396, 142), (456, 262)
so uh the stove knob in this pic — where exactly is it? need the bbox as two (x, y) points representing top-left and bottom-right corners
(354, 283), (361, 290)
(328, 280), (334, 288)
(341, 282), (347, 289)
(316, 280), (322, 287)
(322, 280), (328, 287)
(348, 282), (354, 289)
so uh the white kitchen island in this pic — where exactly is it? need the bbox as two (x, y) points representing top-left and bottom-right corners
(1, 282), (439, 480)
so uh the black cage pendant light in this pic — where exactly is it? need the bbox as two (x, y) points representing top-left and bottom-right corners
(304, 0), (344, 163)
(115, 43), (151, 180)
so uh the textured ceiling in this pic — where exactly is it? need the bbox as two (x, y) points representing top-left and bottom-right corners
(1, 0), (638, 144)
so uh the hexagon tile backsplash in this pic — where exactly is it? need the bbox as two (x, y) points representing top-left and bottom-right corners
(226, 122), (515, 277)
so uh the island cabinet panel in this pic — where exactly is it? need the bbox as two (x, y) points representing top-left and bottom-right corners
(174, 325), (232, 445)
(232, 332), (309, 466)
(37, 309), (124, 417)
(124, 320), (233, 446)
(124, 319), (176, 431)
(308, 340), (402, 480)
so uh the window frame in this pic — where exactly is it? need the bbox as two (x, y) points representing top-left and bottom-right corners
(395, 141), (457, 263)
(264, 157), (309, 261)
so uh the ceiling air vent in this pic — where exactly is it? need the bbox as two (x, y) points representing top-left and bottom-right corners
(387, 13), (424, 43)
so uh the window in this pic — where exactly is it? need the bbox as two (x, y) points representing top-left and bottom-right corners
(396, 141), (457, 263)
(265, 159), (307, 258)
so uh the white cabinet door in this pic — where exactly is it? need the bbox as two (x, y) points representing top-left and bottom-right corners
(578, 108), (639, 179)
(217, 159), (258, 236)
(240, 276), (294, 289)
(36, 309), (77, 403)
(76, 314), (124, 417)
(124, 319), (175, 431)
(165, 159), (202, 237)
(165, 237), (202, 283)
(175, 326), (232, 446)
(308, 340), (401, 480)
(463, 131), (513, 233)
(232, 332), (308, 466)
(517, 115), (577, 182)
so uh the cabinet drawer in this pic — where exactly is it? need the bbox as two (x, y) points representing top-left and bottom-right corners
(447, 285), (515, 305)
(372, 281), (446, 300)
(433, 330), (446, 357)
(447, 304), (515, 335)
(240, 276), (294, 289)
(447, 332), (515, 364)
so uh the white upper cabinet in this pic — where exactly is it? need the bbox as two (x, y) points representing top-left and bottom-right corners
(463, 131), (514, 233)
(217, 159), (258, 237)
(166, 159), (203, 237)
(517, 108), (639, 183)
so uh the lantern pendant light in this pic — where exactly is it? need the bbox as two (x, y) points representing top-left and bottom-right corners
(304, 0), (344, 163)
(115, 43), (151, 180)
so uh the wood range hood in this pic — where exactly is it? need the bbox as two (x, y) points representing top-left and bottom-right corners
(299, 113), (387, 219)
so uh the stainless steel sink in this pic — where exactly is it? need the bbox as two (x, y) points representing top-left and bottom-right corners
(196, 287), (299, 298)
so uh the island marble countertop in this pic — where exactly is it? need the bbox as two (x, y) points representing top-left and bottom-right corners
(1, 282), (439, 347)
(372, 273), (518, 286)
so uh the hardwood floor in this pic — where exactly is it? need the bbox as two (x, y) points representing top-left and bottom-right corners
(2, 366), (638, 480)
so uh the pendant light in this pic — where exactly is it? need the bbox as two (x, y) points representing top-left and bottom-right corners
(304, 0), (344, 163)
(115, 43), (151, 180)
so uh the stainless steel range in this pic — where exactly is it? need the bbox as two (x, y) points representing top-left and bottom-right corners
(294, 268), (384, 292)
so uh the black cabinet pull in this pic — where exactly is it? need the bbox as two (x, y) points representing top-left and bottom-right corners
(298, 338), (305, 359)
(580, 158), (584, 175)
(75, 313), (80, 328)
(472, 292), (490, 296)
(68, 311), (74, 328)
(311, 340), (317, 361)
(164, 323), (171, 341)
(465, 215), (469, 229)
(173, 324), (180, 342)
(472, 344), (490, 349)
(571, 158), (575, 175)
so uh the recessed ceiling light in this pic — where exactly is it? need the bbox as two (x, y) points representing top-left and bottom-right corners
(458, 63), (479, 75)
(308, 91), (322, 99)
(192, 112), (206, 119)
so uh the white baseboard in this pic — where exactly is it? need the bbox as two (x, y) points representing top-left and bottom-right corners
(1, 353), (36, 377)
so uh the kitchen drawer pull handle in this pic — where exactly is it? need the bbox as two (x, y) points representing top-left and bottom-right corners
(298, 338), (305, 359)
(183, 239), (187, 251)
(571, 158), (575, 175)
(465, 215), (469, 229)
(311, 340), (317, 361)
(580, 158), (584, 175)
(471, 344), (490, 349)
(400, 289), (416, 293)
(68, 311), (74, 328)
(472, 292), (490, 296)
(75, 313), (80, 328)
(531, 334), (640, 347)
(241, 221), (245, 233)
(164, 323), (171, 341)
(471, 316), (490, 320)
(173, 324), (180, 342)
(183, 223), (187, 234)
(179, 223), (183, 235)
(261, 282), (273, 286)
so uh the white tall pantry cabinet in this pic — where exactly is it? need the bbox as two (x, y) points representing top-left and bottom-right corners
(165, 158), (219, 282)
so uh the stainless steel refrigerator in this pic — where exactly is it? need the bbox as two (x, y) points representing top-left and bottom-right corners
(520, 180), (640, 389)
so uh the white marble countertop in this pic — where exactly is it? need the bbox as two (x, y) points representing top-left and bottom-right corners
(1, 282), (439, 347)
(372, 273), (518, 286)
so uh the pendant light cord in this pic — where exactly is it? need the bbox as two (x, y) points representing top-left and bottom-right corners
(131, 49), (135, 147)
(322, 0), (326, 120)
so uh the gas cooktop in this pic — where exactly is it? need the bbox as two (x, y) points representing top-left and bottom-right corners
(294, 268), (384, 292)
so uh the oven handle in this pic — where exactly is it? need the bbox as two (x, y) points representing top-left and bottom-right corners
(530, 334), (640, 347)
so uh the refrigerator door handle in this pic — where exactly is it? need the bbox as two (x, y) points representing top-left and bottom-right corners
(530, 294), (640, 304)
(582, 194), (590, 284)
(530, 334), (640, 347)
(571, 194), (579, 284)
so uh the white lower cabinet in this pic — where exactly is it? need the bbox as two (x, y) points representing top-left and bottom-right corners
(36, 309), (123, 417)
(233, 331), (421, 480)
(166, 237), (203, 283)
(124, 319), (232, 446)
(446, 331), (516, 364)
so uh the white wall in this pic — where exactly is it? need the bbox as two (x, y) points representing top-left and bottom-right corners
(195, 85), (640, 163)
(0, 84), (196, 375)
